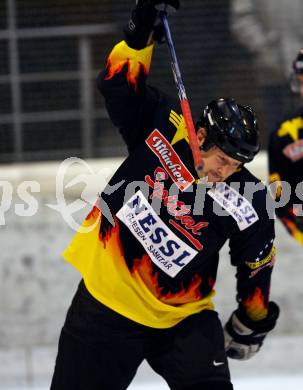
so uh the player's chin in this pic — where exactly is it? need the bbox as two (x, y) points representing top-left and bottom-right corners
(208, 172), (223, 183)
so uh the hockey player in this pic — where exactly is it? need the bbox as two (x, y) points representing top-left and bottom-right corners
(51, 1), (279, 389)
(268, 49), (303, 244)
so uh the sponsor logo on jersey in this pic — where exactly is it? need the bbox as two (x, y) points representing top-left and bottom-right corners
(246, 245), (276, 271)
(145, 167), (208, 251)
(277, 117), (303, 142)
(116, 190), (198, 277)
(207, 183), (258, 230)
(169, 110), (189, 145)
(283, 140), (303, 161)
(247, 246), (276, 278)
(146, 129), (195, 191)
(213, 360), (225, 367)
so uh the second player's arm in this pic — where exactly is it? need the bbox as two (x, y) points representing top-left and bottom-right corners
(97, 40), (163, 151)
(268, 132), (303, 244)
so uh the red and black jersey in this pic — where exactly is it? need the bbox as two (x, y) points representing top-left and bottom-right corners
(268, 106), (303, 244)
(63, 40), (275, 328)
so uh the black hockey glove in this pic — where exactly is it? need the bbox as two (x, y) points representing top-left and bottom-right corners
(224, 301), (279, 360)
(124, 0), (180, 50)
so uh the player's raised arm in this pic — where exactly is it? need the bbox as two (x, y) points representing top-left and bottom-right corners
(97, 1), (179, 151)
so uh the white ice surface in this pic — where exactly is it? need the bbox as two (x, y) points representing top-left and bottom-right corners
(130, 376), (303, 389)
(2, 376), (303, 390)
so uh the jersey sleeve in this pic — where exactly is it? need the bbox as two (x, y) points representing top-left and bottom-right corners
(229, 189), (276, 321)
(97, 40), (165, 152)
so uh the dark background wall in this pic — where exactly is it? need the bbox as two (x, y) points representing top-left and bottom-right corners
(0, 0), (300, 163)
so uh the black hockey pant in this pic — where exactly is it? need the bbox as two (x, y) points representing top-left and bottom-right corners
(51, 281), (233, 390)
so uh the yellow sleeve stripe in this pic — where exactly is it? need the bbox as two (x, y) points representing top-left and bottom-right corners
(245, 246), (276, 270)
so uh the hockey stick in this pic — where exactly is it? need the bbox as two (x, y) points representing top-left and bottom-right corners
(159, 11), (204, 177)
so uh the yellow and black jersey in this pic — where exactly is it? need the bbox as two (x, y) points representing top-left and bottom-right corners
(64, 40), (276, 328)
(268, 107), (303, 244)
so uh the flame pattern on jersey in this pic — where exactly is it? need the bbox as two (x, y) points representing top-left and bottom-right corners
(281, 215), (303, 244)
(268, 172), (282, 201)
(104, 40), (153, 91)
(63, 203), (215, 328)
(243, 287), (268, 321)
(96, 209), (204, 306)
(132, 255), (202, 305)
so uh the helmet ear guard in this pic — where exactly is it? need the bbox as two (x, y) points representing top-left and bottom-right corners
(196, 98), (260, 163)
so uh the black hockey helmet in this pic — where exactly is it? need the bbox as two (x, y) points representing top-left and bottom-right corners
(290, 49), (303, 93)
(196, 98), (260, 163)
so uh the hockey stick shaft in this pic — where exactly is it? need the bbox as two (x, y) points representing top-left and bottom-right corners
(159, 11), (204, 175)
